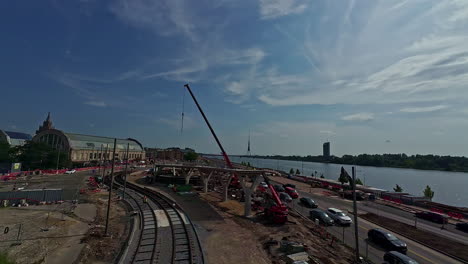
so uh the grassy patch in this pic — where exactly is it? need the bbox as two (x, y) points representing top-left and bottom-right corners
(0, 252), (15, 264)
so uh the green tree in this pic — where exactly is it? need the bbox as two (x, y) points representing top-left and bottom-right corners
(423, 185), (434, 200)
(295, 169), (300, 175)
(394, 184), (403, 192)
(0, 142), (12, 163)
(338, 173), (349, 185)
(183, 151), (198, 161)
(355, 178), (363, 185)
(247, 162), (251, 167)
(13, 141), (70, 170)
(289, 168), (294, 174)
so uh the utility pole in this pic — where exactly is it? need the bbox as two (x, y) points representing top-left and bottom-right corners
(98, 144), (103, 174)
(102, 144), (109, 178)
(104, 139), (116, 236)
(56, 147), (61, 173)
(352, 167), (360, 263)
(122, 143), (129, 200)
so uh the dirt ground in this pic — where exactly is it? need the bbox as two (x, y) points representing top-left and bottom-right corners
(0, 204), (89, 264)
(77, 191), (128, 264)
(200, 192), (356, 264)
(0, 189), (127, 264)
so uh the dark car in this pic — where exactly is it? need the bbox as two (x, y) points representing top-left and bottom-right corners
(456, 222), (468, 233)
(283, 183), (296, 189)
(414, 211), (448, 224)
(300, 197), (318, 208)
(384, 251), (419, 264)
(367, 229), (407, 254)
(274, 185), (285, 192)
(279, 192), (293, 203)
(309, 209), (334, 226)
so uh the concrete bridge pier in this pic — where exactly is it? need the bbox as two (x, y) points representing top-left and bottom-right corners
(201, 171), (214, 193)
(183, 168), (195, 185)
(223, 173), (234, 202)
(240, 174), (262, 217)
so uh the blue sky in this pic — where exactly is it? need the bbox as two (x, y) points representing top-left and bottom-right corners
(2, 0), (468, 156)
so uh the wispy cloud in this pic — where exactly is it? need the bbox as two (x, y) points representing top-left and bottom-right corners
(230, 1), (468, 107)
(320, 130), (336, 135)
(84, 101), (107, 107)
(341, 113), (374, 122)
(400, 105), (448, 113)
(140, 48), (266, 82)
(157, 114), (196, 130)
(258, 0), (308, 20)
(110, 0), (199, 42)
(152, 91), (168, 98)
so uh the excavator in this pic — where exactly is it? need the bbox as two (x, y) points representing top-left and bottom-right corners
(184, 84), (288, 224)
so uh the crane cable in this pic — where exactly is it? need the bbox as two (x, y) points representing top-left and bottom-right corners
(181, 86), (185, 134)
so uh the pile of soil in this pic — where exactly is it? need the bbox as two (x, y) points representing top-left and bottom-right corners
(201, 193), (356, 264)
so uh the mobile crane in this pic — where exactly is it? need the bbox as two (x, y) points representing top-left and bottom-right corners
(184, 84), (288, 224)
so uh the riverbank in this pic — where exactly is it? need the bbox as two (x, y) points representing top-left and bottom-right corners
(227, 156), (468, 207)
(246, 154), (468, 173)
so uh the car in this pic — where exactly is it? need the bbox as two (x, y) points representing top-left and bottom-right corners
(309, 209), (334, 226)
(283, 183), (296, 189)
(274, 185), (285, 192)
(284, 187), (299, 199)
(260, 182), (268, 188)
(384, 251), (419, 264)
(279, 192), (293, 203)
(65, 169), (76, 174)
(299, 197), (318, 208)
(414, 211), (448, 224)
(455, 222), (468, 232)
(327, 208), (352, 226)
(367, 229), (407, 254)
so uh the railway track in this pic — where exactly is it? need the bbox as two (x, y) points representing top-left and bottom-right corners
(115, 176), (204, 264)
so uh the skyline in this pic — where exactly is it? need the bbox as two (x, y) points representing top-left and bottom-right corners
(2, 1), (468, 156)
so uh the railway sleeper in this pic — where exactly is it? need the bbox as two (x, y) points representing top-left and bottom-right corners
(175, 251), (190, 261)
(135, 252), (153, 261)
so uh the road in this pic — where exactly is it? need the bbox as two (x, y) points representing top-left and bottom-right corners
(291, 191), (464, 264)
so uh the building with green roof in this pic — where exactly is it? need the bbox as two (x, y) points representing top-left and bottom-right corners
(32, 113), (145, 163)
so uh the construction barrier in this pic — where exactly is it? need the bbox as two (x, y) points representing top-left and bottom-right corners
(0, 165), (123, 181)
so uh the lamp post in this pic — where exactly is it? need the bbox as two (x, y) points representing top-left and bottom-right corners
(341, 166), (360, 263)
(122, 143), (129, 200)
(55, 147), (61, 173)
(104, 139), (117, 236)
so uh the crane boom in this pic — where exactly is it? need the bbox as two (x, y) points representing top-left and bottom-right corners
(184, 84), (233, 168)
(184, 83), (287, 224)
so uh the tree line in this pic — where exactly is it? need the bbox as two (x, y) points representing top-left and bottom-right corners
(249, 153), (468, 172)
(0, 141), (71, 171)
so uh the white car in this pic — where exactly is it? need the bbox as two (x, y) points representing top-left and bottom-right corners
(260, 182), (268, 188)
(65, 169), (76, 174)
(327, 208), (352, 226)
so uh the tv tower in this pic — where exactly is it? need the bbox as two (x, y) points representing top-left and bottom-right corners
(246, 130), (251, 156)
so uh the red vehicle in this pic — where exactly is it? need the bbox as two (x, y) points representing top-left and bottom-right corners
(415, 211), (448, 224)
(285, 187), (299, 199)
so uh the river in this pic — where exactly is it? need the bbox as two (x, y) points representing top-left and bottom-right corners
(227, 156), (467, 208)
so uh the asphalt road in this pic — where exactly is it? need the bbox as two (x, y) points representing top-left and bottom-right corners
(294, 189), (468, 244)
(292, 191), (464, 264)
